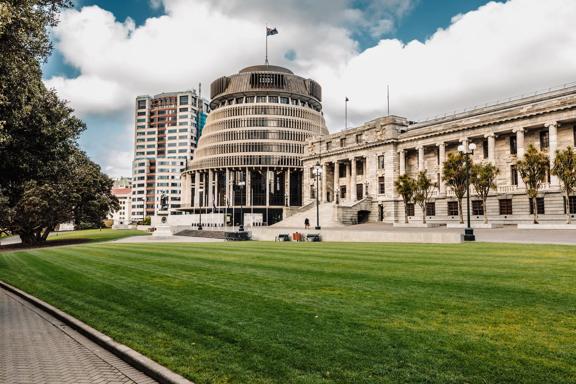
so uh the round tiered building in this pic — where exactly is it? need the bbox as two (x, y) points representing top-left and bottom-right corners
(180, 65), (328, 225)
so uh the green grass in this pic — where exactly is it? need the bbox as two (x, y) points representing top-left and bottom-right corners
(46, 228), (148, 244)
(0, 242), (574, 383)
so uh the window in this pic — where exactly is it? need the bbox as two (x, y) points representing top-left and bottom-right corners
(483, 139), (489, 159)
(510, 165), (518, 186)
(355, 134), (363, 144)
(510, 135), (517, 155)
(310, 185), (316, 199)
(529, 197), (545, 215)
(340, 186), (346, 199)
(448, 201), (459, 216)
(179, 107), (188, 112)
(472, 200), (484, 216)
(378, 176), (385, 194)
(339, 163), (346, 178)
(356, 159), (364, 176)
(256, 96), (266, 103)
(340, 137), (346, 147)
(137, 100), (147, 109)
(268, 96), (278, 103)
(236, 97), (244, 104)
(310, 167), (315, 178)
(406, 203), (415, 217)
(179, 95), (189, 105)
(539, 130), (549, 149)
(280, 97), (289, 104)
(246, 96), (255, 103)
(426, 202), (436, 216)
(499, 199), (513, 215)
(378, 155), (385, 169)
(137, 111), (146, 116)
(326, 141), (332, 151)
(564, 196), (576, 214)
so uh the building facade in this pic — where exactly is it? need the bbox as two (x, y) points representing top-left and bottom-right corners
(131, 91), (209, 220)
(180, 65), (328, 226)
(302, 85), (576, 225)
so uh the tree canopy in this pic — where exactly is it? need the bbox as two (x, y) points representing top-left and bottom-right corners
(0, 0), (118, 244)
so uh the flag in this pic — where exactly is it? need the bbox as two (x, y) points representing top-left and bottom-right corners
(266, 27), (278, 36)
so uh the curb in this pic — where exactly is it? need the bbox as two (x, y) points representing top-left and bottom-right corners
(0, 280), (194, 384)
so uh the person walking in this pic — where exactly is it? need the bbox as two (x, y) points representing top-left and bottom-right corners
(304, 218), (310, 229)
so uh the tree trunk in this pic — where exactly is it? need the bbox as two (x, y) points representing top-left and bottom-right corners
(483, 197), (488, 224)
(404, 203), (409, 223)
(532, 197), (539, 224)
(458, 198), (464, 224)
(566, 192), (572, 224)
(421, 205), (426, 224)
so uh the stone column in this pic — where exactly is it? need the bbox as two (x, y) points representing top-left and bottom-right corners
(194, 171), (200, 207)
(265, 168), (270, 207)
(546, 122), (559, 186)
(225, 169), (230, 207)
(333, 161), (339, 204)
(485, 133), (496, 163)
(321, 163), (328, 203)
(350, 157), (357, 202)
(245, 168), (251, 207)
(208, 169), (214, 208)
(399, 149), (406, 175)
(515, 128), (525, 158)
(285, 168), (291, 206)
(346, 160), (351, 201)
(418, 146), (425, 172)
(437, 143), (446, 194)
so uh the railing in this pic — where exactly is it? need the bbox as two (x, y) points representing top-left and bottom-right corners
(416, 81), (576, 122)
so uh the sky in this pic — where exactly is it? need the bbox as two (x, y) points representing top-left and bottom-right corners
(42, 0), (576, 177)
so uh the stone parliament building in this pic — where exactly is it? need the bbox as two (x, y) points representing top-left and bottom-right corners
(302, 85), (576, 225)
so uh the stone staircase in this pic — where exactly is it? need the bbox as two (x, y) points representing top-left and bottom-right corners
(174, 229), (250, 241)
(272, 203), (345, 228)
(336, 197), (374, 225)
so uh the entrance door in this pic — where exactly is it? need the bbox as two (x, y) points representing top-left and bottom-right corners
(356, 184), (364, 200)
(378, 204), (384, 221)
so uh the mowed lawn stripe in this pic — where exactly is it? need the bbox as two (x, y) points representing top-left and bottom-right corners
(0, 242), (574, 383)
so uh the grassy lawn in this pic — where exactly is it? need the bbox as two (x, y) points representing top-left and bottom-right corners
(47, 228), (149, 244)
(0, 242), (574, 383)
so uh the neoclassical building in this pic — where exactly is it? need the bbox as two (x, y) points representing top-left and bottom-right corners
(180, 65), (328, 225)
(302, 85), (576, 225)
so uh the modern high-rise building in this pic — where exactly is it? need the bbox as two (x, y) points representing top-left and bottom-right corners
(180, 65), (329, 226)
(131, 90), (209, 220)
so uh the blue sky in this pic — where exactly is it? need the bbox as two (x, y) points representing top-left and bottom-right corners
(42, 0), (576, 176)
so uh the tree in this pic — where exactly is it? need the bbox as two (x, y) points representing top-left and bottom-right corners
(442, 152), (469, 224)
(516, 145), (549, 224)
(471, 162), (500, 224)
(0, 1), (117, 244)
(395, 174), (415, 224)
(551, 146), (576, 224)
(413, 171), (437, 224)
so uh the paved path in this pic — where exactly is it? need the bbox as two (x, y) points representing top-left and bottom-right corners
(0, 288), (159, 384)
(114, 235), (224, 243)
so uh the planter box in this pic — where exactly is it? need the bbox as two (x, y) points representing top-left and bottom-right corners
(517, 224), (576, 230)
(446, 223), (503, 229)
(392, 223), (443, 228)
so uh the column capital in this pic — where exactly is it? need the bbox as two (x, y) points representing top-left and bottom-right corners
(545, 121), (559, 129)
(459, 137), (468, 143)
(484, 132), (495, 138)
(513, 127), (525, 133)
(436, 142), (445, 147)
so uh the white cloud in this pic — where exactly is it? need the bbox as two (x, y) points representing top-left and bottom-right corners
(46, 0), (576, 176)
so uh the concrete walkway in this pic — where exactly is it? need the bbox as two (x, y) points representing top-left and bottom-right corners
(114, 235), (224, 243)
(0, 287), (159, 384)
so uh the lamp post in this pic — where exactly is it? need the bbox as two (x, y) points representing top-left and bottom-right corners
(458, 142), (477, 241)
(198, 188), (203, 230)
(238, 179), (246, 232)
(314, 161), (323, 230)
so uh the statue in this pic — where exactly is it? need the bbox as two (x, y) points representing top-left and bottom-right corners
(160, 193), (168, 211)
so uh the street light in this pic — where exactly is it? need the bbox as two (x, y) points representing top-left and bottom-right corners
(313, 161), (323, 230)
(458, 142), (477, 241)
(238, 179), (246, 232)
(198, 188), (204, 230)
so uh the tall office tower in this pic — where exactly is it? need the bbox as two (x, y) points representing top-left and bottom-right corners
(180, 65), (328, 225)
(131, 91), (209, 221)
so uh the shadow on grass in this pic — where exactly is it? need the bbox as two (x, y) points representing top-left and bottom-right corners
(0, 238), (93, 253)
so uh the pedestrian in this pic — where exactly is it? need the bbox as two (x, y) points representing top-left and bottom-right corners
(304, 217), (310, 229)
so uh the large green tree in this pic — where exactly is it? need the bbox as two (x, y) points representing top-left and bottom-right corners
(0, 0), (118, 244)
(516, 145), (549, 224)
(394, 174), (415, 224)
(471, 162), (500, 224)
(442, 152), (469, 224)
(413, 171), (437, 224)
(551, 146), (576, 224)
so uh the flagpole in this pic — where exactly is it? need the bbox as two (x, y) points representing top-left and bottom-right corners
(265, 25), (269, 65)
(345, 97), (348, 130)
